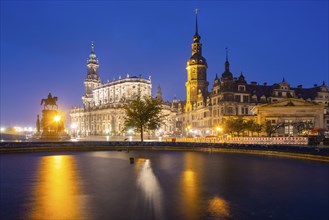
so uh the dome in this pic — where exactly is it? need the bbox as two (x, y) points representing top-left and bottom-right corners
(89, 52), (96, 59)
(187, 53), (208, 66)
(221, 54), (233, 80)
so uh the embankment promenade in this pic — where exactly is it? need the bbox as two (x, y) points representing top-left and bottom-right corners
(1, 141), (329, 163)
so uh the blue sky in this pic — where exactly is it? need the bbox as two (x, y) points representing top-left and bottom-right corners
(1, 1), (328, 126)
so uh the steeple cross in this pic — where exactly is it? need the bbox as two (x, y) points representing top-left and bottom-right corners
(91, 41), (94, 52)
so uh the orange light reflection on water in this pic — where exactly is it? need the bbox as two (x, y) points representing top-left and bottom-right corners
(29, 155), (87, 220)
(180, 153), (230, 219)
(207, 196), (230, 219)
(180, 153), (201, 219)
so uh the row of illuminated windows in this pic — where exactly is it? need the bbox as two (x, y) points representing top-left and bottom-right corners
(203, 106), (252, 118)
(191, 120), (211, 128)
(274, 91), (293, 97)
(192, 111), (209, 120)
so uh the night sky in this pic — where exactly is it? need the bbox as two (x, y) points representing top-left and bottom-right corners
(1, 1), (328, 127)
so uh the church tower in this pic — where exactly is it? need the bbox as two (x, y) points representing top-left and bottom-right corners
(220, 48), (234, 91)
(82, 41), (101, 108)
(155, 84), (163, 102)
(185, 9), (209, 112)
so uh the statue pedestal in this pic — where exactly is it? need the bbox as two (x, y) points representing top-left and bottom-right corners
(38, 109), (70, 141)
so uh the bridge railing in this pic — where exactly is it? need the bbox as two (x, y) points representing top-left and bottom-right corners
(165, 136), (309, 145)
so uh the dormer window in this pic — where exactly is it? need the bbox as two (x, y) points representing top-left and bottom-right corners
(238, 85), (245, 92)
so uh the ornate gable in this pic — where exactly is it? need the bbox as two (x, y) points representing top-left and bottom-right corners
(257, 98), (320, 108)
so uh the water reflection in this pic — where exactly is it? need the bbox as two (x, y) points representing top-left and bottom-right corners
(29, 155), (87, 220)
(136, 159), (164, 220)
(180, 153), (230, 219)
(180, 153), (202, 219)
(90, 151), (128, 160)
(207, 196), (230, 219)
(135, 158), (147, 172)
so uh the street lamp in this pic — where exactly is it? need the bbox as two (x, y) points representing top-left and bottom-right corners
(185, 125), (192, 136)
(216, 126), (223, 136)
(54, 115), (61, 122)
(54, 115), (61, 132)
(71, 123), (77, 138)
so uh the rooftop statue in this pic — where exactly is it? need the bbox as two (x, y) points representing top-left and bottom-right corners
(41, 93), (58, 109)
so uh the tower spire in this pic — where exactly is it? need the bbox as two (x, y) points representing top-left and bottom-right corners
(156, 84), (163, 102)
(225, 48), (230, 71)
(195, 8), (198, 36)
(86, 41), (100, 80)
(91, 41), (95, 53)
(88, 41), (98, 65)
(186, 8), (208, 113)
(84, 41), (100, 100)
(193, 8), (201, 43)
(225, 47), (228, 62)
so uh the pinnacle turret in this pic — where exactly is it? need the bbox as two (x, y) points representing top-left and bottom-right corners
(85, 41), (100, 82)
(88, 41), (98, 65)
(225, 47), (230, 72)
(156, 84), (163, 101)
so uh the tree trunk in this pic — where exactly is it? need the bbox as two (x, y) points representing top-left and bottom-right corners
(140, 126), (144, 142)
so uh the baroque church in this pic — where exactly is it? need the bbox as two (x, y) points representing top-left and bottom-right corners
(176, 12), (329, 137)
(70, 42), (176, 136)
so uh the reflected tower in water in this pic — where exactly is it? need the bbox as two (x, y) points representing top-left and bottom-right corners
(180, 152), (203, 219)
(29, 155), (87, 219)
(180, 152), (230, 219)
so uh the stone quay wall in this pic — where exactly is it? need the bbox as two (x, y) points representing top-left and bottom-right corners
(1, 141), (329, 162)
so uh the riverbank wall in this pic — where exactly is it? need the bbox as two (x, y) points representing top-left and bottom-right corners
(1, 141), (329, 163)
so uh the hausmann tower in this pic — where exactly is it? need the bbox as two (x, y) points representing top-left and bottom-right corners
(185, 9), (209, 112)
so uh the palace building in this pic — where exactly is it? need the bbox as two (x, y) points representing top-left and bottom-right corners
(71, 13), (328, 138)
(70, 42), (176, 136)
(176, 12), (329, 137)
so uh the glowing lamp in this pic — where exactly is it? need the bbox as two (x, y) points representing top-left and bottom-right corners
(71, 123), (77, 129)
(54, 115), (61, 122)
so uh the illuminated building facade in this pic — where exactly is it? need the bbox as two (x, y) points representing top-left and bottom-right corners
(70, 43), (176, 136)
(177, 12), (329, 137)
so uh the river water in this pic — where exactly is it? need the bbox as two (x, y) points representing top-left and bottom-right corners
(0, 150), (328, 220)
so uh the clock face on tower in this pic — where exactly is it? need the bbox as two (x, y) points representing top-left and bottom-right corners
(191, 69), (197, 79)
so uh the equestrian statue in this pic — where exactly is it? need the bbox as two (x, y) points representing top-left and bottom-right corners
(41, 93), (58, 109)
